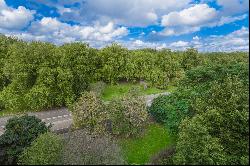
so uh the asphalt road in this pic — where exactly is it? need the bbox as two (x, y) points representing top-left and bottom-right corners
(0, 92), (170, 136)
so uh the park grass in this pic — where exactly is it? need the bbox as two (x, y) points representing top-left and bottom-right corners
(119, 123), (174, 165)
(101, 83), (174, 101)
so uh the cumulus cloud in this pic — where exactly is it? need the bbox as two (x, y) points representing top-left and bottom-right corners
(0, 0), (35, 29)
(161, 4), (217, 26)
(159, 2), (248, 37)
(159, 4), (218, 36)
(29, 0), (191, 27)
(7, 17), (128, 45)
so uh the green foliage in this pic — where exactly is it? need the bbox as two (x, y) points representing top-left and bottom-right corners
(0, 35), (248, 115)
(60, 129), (126, 165)
(107, 91), (148, 137)
(59, 43), (99, 98)
(181, 48), (203, 70)
(174, 116), (227, 165)
(172, 74), (249, 164)
(71, 91), (106, 134)
(149, 92), (191, 134)
(0, 115), (49, 164)
(18, 132), (63, 165)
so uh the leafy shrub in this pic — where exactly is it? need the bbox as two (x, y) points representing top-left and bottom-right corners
(89, 81), (106, 96)
(71, 91), (106, 134)
(107, 91), (148, 137)
(60, 129), (126, 165)
(0, 115), (49, 164)
(148, 93), (190, 134)
(18, 132), (63, 165)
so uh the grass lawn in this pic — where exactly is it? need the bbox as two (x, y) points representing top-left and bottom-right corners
(101, 83), (174, 101)
(119, 123), (174, 165)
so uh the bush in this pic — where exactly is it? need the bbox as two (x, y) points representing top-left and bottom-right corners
(71, 91), (106, 134)
(148, 93), (190, 134)
(0, 115), (49, 164)
(60, 129), (126, 165)
(107, 91), (148, 137)
(18, 132), (63, 165)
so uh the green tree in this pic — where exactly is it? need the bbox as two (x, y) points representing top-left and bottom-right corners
(174, 115), (226, 165)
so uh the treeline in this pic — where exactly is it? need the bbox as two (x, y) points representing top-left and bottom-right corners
(0, 35), (248, 113)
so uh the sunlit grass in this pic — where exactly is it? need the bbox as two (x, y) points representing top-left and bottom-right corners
(101, 83), (174, 101)
(119, 123), (174, 165)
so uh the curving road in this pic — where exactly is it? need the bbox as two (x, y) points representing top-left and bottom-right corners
(0, 92), (170, 136)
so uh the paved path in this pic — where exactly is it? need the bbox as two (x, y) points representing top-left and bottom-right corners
(0, 92), (170, 136)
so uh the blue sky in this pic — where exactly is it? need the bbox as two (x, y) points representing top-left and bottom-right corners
(0, 0), (249, 51)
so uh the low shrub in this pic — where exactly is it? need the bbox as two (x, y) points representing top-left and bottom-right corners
(60, 129), (126, 165)
(71, 91), (106, 134)
(148, 93), (190, 134)
(107, 90), (148, 137)
(18, 132), (63, 165)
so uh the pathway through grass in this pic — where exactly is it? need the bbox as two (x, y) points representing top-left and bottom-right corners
(119, 123), (174, 165)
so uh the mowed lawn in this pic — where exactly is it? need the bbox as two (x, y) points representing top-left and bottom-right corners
(101, 83), (174, 101)
(119, 123), (174, 165)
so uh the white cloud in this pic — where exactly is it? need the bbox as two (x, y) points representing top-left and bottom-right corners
(161, 4), (217, 26)
(10, 17), (128, 45)
(200, 26), (249, 52)
(0, 0), (35, 29)
(159, 2), (248, 37)
(160, 26), (200, 36)
(193, 36), (200, 40)
(169, 40), (189, 47)
(53, 0), (191, 27)
(159, 4), (218, 36)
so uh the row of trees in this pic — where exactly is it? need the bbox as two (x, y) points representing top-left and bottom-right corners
(1, 35), (247, 114)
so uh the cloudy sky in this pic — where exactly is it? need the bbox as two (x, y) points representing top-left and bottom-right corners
(0, 0), (249, 51)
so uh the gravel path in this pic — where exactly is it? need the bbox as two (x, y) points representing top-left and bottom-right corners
(0, 92), (170, 136)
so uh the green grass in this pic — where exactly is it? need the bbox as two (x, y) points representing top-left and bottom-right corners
(119, 123), (174, 165)
(101, 83), (174, 101)
(0, 109), (25, 117)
